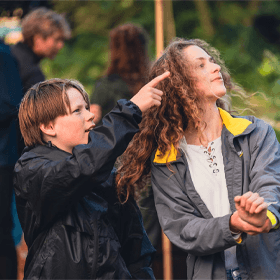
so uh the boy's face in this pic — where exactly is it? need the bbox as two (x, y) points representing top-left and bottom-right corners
(52, 88), (95, 154)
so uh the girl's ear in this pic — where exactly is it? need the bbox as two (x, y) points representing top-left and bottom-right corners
(39, 122), (56, 137)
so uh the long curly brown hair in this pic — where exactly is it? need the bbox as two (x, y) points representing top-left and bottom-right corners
(106, 23), (150, 95)
(116, 38), (240, 203)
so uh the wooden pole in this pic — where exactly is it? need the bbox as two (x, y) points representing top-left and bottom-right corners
(155, 0), (164, 58)
(155, 1), (173, 279)
(162, 231), (173, 280)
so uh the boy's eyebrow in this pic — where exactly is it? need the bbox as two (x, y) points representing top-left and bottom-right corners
(71, 102), (88, 112)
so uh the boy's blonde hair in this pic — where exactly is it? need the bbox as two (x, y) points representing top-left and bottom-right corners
(19, 78), (90, 147)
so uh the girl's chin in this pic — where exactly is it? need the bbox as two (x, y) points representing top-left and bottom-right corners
(215, 90), (227, 99)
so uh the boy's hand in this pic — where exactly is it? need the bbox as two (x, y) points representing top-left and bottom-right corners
(234, 192), (268, 227)
(130, 71), (170, 113)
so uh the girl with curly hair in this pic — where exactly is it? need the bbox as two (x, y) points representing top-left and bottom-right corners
(117, 38), (280, 279)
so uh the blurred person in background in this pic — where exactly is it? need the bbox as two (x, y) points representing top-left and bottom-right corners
(90, 23), (150, 124)
(11, 7), (71, 155)
(11, 7), (71, 94)
(0, 39), (22, 279)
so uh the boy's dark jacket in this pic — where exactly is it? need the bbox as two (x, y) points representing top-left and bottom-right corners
(13, 100), (156, 279)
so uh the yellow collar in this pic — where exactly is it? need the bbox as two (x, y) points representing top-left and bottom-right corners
(218, 108), (252, 136)
(154, 108), (252, 164)
(154, 143), (178, 164)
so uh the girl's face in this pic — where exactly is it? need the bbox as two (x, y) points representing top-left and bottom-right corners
(184, 45), (227, 101)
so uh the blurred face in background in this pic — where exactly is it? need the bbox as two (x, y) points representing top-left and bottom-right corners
(184, 45), (227, 102)
(33, 30), (65, 59)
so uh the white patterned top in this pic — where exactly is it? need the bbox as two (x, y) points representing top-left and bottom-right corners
(180, 136), (231, 218)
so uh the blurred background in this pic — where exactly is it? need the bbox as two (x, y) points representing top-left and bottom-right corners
(2, 1), (280, 279)
(1, 1), (280, 133)
(1, 1), (280, 130)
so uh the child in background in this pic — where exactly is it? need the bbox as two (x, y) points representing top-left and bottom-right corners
(13, 73), (169, 279)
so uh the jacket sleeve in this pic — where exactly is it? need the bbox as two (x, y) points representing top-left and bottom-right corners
(119, 197), (156, 280)
(248, 120), (280, 224)
(151, 162), (239, 257)
(14, 99), (142, 230)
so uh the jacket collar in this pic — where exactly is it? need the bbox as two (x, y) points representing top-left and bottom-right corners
(153, 108), (253, 164)
(218, 108), (252, 136)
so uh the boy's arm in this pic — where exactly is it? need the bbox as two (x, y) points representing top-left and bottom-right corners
(69, 71), (170, 185)
(73, 99), (142, 185)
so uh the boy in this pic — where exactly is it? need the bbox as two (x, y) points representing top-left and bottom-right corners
(13, 73), (169, 279)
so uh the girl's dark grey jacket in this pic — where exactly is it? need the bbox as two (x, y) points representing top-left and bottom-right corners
(151, 108), (280, 279)
(14, 100), (155, 279)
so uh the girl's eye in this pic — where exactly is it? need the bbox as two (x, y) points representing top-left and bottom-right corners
(73, 109), (80, 113)
(199, 64), (204, 68)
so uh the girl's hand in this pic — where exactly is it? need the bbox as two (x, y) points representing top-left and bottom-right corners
(234, 192), (268, 227)
(130, 71), (170, 113)
(230, 210), (272, 236)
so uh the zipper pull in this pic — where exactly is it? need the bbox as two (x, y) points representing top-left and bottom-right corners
(237, 150), (243, 157)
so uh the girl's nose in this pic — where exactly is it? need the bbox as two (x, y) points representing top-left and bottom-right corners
(213, 63), (221, 73)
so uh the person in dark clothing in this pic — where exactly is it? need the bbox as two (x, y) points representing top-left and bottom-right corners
(90, 23), (150, 124)
(0, 39), (23, 279)
(13, 73), (169, 279)
(11, 40), (45, 95)
(11, 7), (71, 155)
(11, 7), (71, 94)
